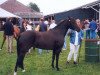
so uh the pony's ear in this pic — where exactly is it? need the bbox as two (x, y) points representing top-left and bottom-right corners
(68, 17), (75, 21)
(68, 16), (71, 19)
(68, 16), (71, 21)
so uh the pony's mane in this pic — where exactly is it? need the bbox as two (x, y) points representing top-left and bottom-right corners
(53, 19), (66, 29)
(51, 17), (76, 30)
(57, 20), (65, 26)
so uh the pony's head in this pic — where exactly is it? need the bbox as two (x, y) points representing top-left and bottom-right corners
(54, 17), (80, 32)
(65, 17), (80, 32)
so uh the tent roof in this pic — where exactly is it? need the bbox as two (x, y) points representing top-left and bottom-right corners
(0, 0), (43, 18)
(0, 0), (36, 13)
(0, 7), (20, 18)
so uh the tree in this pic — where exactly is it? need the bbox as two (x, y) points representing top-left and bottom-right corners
(28, 2), (40, 12)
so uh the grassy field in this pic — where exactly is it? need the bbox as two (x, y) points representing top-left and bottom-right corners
(0, 31), (100, 75)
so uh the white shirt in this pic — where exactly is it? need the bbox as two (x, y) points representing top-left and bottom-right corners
(26, 24), (32, 31)
(49, 23), (57, 29)
(74, 31), (79, 45)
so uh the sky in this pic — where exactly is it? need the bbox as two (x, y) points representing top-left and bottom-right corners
(0, 0), (97, 15)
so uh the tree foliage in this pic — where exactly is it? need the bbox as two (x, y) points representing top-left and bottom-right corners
(28, 2), (40, 12)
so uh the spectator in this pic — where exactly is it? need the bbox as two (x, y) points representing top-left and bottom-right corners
(26, 22), (33, 31)
(66, 19), (84, 65)
(44, 20), (50, 53)
(3, 18), (14, 53)
(48, 20), (57, 30)
(11, 17), (18, 26)
(21, 19), (27, 32)
(97, 20), (100, 38)
(89, 19), (97, 39)
(25, 22), (33, 53)
(46, 20), (57, 52)
(18, 18), (23, 29)
(38, 18), (48, 54)
(39, 18), (47, 32)
(84, 19), (90, 39)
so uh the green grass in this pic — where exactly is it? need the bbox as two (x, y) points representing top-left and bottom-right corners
(0, 31), (100, 75)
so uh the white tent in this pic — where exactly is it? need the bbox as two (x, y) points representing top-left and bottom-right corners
(0, 7), (20, 18)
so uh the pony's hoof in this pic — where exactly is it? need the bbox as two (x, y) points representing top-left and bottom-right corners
(0, 49), (2, 50)
(57, 68), (60, 71)
(14, 72), (17, 75)
(52, 67), (55, 70)
(52, 66), (55, 69)
(22, 70), (25, 72)
(51, 64), (55, 69)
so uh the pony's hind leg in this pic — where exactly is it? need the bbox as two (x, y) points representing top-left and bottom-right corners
(51, 50), (56, 69)
(56, 51), (60, 71)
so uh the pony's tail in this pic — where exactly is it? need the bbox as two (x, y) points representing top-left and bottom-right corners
(16, 36), (20, 57)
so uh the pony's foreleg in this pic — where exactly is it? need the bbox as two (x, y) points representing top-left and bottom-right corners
(19, 53), (26, 71)
(14, 58), (19, 75)
(14, 52), (26, 75)
(51, 50), (56, 69)
(56, 51), (60, 71)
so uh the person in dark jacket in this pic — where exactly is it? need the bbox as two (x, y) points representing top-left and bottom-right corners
(38, 18), (47, 54)
(3, 18), (14, 53)
(39, 18), (47, 32)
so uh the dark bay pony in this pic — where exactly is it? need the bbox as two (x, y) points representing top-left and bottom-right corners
(14, 18), (80, 75)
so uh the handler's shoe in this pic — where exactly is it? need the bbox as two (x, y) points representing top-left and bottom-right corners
(73, 61), (78, 65)
(0, 49), (1, 50)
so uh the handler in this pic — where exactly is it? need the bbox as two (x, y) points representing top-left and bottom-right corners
(66, 19), (84, 65)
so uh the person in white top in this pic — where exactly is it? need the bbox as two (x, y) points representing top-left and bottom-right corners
(26, 22), (32, 31)
(84, 19), (90, 39)
(26, 22), (33, 53)
(49, 20), (57, 30)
